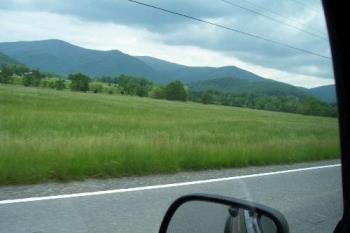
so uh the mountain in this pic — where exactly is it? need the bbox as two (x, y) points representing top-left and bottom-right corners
(188, 77), (308, 97)
(137, 57), (335, 100)
(0, 39), (162, 81)
(137, 56), (265, 83)
(0, 40), (270, 84)
(136, 56), (187, 72)
(0, 39), (334, 102)
(307, 85), (336, 103)
(0, 52), (20, 66)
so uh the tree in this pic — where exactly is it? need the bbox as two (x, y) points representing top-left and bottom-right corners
(55, 79), (66, 90)
(201, 91), (212, 104)
(41, 79), (49, 88)
(89, 82), (103, 93)
(22, 70), (42, 87)
(149, 86), (166, 99)
(0, 66), (13, 84)
(69, 73), (90, 92)
(22, 74), (33, 86)
(135, 86), (149, 97)
(164, 80), (187, 101)
(31, 70), (42, 86)
(11, 65), (30, 75)
(114, 75), (152, 97)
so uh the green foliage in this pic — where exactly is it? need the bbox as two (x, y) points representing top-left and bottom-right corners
(22, 69), (43, 87)
(298, 96), (336, 116)
(41, 78), (58, 89)
(201, 91), (212, 104)
(55, 79), (66, 90)
(69, 73), (90, 92)
(191, 90), (337, 117)
(22, 75), (31, 86)
(0, 66), (13, 84)
(164, 80), (187, 101)
(0, 64), (338, 117)
(149, 86), (166, 99)
(11, 76), (23, 85)
(89, 81), (104, 93)
(102, 85), (119, 95)
(188, 77), (307, 97)
(117, 75), (152, 97)
(8, 65), (30, 75)
(0, 85), (340, 184)
(41, 79), (49, 88)
(100, 74), (153, 97)
(0, 65), (29, 85)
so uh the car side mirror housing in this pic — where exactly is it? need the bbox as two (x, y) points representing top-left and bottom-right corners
(159, 194), (289, 233)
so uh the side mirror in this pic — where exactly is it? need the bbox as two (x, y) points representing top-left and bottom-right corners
(159, 194), (289, 233)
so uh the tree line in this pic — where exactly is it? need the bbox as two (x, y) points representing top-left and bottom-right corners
(0, 64), (337, 117)
(0, 65), (188, 101)
(192, 90), (337, 117)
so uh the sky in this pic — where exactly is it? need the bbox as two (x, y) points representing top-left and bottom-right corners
(0, 0), (334, 88)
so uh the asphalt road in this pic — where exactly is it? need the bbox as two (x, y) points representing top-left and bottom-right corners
(0, 161), (342, 233)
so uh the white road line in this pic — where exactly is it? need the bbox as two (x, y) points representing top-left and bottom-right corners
(0, 164), (340, 205)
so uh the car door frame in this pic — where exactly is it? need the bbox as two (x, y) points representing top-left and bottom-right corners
(322, 1), (350, 233)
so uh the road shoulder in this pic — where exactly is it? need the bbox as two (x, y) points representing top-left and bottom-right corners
(0, 159), (340, 201)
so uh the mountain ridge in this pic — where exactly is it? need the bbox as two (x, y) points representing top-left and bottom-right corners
(188, 76), (309, 97)
(307, 84), (336, 103)
(0, 39), (335, 102)
(0, 52), (21, 66)
(0, 39), (162, 81)
(0, 39), (270, 84)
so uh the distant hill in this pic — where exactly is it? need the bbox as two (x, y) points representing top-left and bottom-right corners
(0, 40), (268, 84)
(0, 52), (20, 66)
(188, 77), (308, 97)
(136, 56), (187, 72)
(0, 39), (162, 81)
(307, 85), (336, 103)
(137, 56), (265, 83)
(0, 39), (335, 102)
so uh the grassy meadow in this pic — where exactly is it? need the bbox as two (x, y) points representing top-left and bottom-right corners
(0, 84), (340, 185)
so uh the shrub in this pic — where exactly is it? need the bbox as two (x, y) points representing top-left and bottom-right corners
(164, 80), (187, 101)
(149, 86), (166, 99)
(89, 82), (104, 93)
(0, 66), (13, 84)
(55, 79), (66, 90)
(69, 73), (90, 92)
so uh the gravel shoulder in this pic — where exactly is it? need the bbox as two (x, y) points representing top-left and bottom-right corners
(0, 159), (340, 201)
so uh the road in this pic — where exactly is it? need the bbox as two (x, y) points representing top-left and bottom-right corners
(0, 160), (343, 233)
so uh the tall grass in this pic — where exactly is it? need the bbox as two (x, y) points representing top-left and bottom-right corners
(0, 84), (340, 185)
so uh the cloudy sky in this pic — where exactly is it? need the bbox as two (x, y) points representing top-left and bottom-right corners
(0, 0), (334, 87)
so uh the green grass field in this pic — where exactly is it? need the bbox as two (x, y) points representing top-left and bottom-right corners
(0, 84), (340, 185)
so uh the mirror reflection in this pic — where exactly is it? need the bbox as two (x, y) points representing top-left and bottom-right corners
(166, 200), (278, 233)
